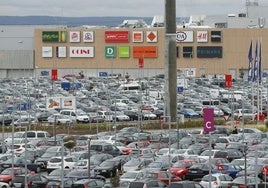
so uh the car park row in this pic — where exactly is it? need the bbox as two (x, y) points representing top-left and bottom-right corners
(0, 74), (268, 187)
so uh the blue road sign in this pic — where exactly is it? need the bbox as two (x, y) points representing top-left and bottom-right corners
(99, 72), (108, 77)
(177, 86), (184, 93)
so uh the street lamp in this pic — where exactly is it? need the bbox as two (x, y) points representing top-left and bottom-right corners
(161, 116), (171, 185)
(87, 138), (91, 179)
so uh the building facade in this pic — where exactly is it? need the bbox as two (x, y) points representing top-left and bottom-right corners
(33, 27), (268, 80)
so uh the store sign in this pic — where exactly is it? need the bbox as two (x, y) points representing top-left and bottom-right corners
(197, 46), (223, 58)
(83, 31), (94, 42)
(56, 46), (67, 58)
(176, 31), (193, 42)
(118, 46), (130, 58)
(132, 31), (143, 43)
(105, 31), (129, 43)
(146, 31), (157, 42)
(197, 31), (208, 42)
(133, 46), (157, 58)
(105, 46), (116, 58)
(42, 46), (53, 57)
(42, 31), (67, 42)
(69, 47), (94, 57)
(70, 31), (80, 43)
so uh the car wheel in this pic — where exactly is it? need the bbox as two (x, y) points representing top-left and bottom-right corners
(2, 186), (7, 188)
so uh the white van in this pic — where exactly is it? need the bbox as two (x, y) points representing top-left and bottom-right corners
(60, 109), (90, 123)
(5, 130), (51, 145)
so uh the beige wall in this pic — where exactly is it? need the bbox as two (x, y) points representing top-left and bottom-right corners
(34, 27), (268, 78)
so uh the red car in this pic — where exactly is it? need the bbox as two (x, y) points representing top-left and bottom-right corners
(144, 170), (181, 185)
(168, 160), (197, 179)
(0, 167), (33, 183)
(262, 165), (268, 181)
(121, 141), (150, 155)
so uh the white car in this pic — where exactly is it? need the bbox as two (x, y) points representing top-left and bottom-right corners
(47, 114), (74, 124)
(0, 182), (10, 188)
(113, 111), (130, 121)
(73, 159), (89, 170)
(47, 156), (78, 173)
(7, 143), (36, 154)
(142, 111), (157, 120)
(200, 173), (233, 188)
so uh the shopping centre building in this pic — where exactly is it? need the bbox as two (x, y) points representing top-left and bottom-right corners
(0, 25), (267, 81)
(33, 26), (268, 80)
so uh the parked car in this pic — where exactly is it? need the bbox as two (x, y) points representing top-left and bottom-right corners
(128, 178), (167, 188)
(144, 170), (182, 185)
(185, 163), (215, 181)
(200, 173), (233, 188)
(168, 160), (198, 179)
(10, 173), (48, 188)
(47, 114), (74, 124)
(120, 170), (145, 184)
(231, 176), (262, 187)
(71, 178), (108, 188)
(211, 163), (242, 179)
(0, 167), (32, 184)
(94, 159), (121, 178)
(168, 181), (205, 188)
(47, 156), (78, 173)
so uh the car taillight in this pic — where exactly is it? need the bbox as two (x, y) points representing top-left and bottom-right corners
(238, 185), (246, 188)
(213, 181), (218, 185)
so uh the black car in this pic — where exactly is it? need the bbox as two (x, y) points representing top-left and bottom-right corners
(123, 111), (139, 121)
(214, 150), (244, 162)
(94, 159), (121, 178)
(1, 157), (43, 173)
(185, 163), (215, 181)
(11, 174), (48, 188)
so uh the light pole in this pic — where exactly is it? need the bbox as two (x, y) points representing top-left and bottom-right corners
(162, 116), (171, 185)
(87, 138), (91, 179)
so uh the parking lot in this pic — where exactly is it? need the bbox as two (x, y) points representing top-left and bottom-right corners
(0, 74), (267, 187)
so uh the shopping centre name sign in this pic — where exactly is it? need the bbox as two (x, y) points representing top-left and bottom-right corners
(203, 108), (215, 132)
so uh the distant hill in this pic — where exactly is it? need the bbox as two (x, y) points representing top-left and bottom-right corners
(0, 16), (188, 27)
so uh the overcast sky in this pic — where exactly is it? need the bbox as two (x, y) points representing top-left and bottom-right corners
(0, 0), (267, 17)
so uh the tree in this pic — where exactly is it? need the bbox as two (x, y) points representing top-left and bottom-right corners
(63, 135), (76, 154)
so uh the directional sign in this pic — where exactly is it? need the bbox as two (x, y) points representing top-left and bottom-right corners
(99, 72), (108, 77)
(203, 108), (215, 133)
(177, 86), (184, 93)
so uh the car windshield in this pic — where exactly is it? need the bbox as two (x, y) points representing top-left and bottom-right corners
(124, 159), (141, 167)
(99, 160), (115, 167)
(148, 162), (162, 168)
(121, 172), (139, 178)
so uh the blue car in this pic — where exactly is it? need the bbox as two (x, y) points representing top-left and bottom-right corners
(178, 108), (200, 118)
(212, 163), (242, 178)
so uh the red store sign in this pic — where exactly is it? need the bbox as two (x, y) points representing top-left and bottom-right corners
(105, 31), (129, 43)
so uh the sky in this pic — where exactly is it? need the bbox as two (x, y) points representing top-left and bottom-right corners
(0, 0), (267, 17)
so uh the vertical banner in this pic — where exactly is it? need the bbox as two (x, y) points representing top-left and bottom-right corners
(138, 57), (144, 68)
(225, 74), (232, 88)
(203, 108), (215, 133)
(51, 69), (58, 81)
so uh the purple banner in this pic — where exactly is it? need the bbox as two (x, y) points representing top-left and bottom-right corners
(203, 108), (215, 133)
